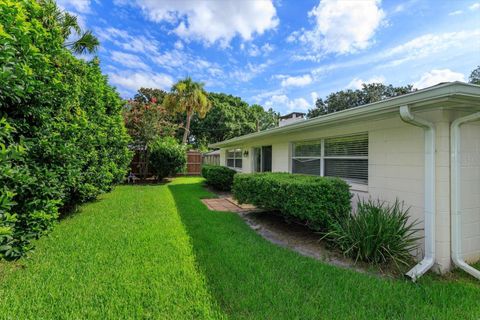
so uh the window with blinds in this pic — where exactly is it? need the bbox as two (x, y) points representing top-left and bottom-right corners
(292, 133), (368, 184)
(226, 148), (242, 169)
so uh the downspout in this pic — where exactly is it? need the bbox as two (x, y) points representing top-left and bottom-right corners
(451, 112), (480, 280)
(399, 105), (436, 281)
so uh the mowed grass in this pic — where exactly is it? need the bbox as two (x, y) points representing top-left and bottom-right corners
(0, 184), (224, 319)
(169, 178), (480, 320)
(1, 178), (479, 319)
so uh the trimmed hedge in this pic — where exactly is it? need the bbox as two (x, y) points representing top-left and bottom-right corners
(233, 173), (351, 230)
(202, 165), (237, 191)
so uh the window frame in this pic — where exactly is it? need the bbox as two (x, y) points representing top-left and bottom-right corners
(291, 133), (368, 191)
(226, 148), (243, 171)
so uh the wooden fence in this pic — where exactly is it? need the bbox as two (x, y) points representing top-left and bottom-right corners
(184, 150), (202, 175)
(129, 149), (208, 179)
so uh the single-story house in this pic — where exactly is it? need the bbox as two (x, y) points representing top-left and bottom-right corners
(210, 82), (480, 280)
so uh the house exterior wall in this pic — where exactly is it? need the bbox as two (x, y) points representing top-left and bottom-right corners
(218, 110), (480, 272)
(460, 121), (480, 263)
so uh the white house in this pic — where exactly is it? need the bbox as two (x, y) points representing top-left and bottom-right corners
(210, 82), (480, 280)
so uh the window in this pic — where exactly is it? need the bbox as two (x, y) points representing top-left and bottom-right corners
(226, 148), (242, 169)
(292, 133), (368, 185)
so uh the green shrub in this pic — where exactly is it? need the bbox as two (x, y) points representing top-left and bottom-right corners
(148, 137), (186, 181)
(325, 199), (420, 267)
(233, 173), (352, 230)
(0, 0), (132, 259)
(201, 165), (237, 191)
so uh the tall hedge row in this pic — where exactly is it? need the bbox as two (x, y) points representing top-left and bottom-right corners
(233, 173), (352, 230)
(0, 0), (132, 259)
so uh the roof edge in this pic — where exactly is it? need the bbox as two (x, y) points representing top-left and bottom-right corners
(210, 82), (480, 148)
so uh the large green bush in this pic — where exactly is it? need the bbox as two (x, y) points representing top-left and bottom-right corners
(148, 137), (186, 181)
(0, 0), (131, 259)
(233, 173), (352, 230)
(324, 199), (420, 267)
(201, 165), (236, 191)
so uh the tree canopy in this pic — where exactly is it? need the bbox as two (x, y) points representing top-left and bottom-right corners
(469, 65), (480, 85)
(189, 93), (279, 148)
(307, 83), (414, 118)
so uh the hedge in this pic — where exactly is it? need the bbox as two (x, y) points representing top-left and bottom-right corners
(0, 0), (131, 259)
(148, 137), (186, 181)
(233, 173), (352, 230)
(202, 165), (237, 191)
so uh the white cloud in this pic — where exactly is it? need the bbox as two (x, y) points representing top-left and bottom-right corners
(151, 49), (223, 77)
(110, 51), (150, 70)
(310, 92), (319, 104)
(290, 0), (385, 54)
(346, 76), (386, 89)
(174, 40), (184, 50)
(97, 27), (159, 54)
(230, 61), (271, 82)
(379, 30), (480, 67)
(280, 74), (313, 87)
(109, 71), (174, 95)
(449, 10), (463, 16)
(246, 43), (275, 57)
(264, 94), (311, 113)
(119, 0), (279, 46)
(469, 3), (480, 10)
(413, 69), (465, 89)
(57, 0), (92, 13)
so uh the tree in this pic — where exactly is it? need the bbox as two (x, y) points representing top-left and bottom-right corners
(123, 98), (178, 147)
(163, 77), (211, 144)
(42, 0), (100, 54)
(307, 83), (415, 118)
(469, 65), (480, 85)
(250, 104), (280, 132)
(133, 88), (167, 104)
(188, 93), (279, 148)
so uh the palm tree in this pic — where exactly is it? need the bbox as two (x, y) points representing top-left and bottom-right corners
(42, 0), (100, 54)
(164, 77), (211, 144)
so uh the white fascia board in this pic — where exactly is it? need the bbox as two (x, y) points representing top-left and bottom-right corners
(210, 82), (480, 148)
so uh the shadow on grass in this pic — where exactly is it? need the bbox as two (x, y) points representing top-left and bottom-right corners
(168, 180), (480, 320)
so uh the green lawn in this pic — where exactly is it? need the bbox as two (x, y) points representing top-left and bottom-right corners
(1, 178), (479, 319)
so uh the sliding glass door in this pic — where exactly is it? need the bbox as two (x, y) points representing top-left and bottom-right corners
(253, 146), (272, 172)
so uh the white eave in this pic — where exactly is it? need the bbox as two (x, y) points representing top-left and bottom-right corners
(209, 82), (480, 148)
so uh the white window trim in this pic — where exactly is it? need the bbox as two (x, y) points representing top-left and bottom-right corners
(291, 133), (368, 192)
(226, 148), (243, 171)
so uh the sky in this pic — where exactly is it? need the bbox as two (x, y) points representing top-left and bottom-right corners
(58, 0), (480, 115)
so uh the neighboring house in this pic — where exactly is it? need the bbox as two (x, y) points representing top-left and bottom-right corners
(210, 82), (480, 278)
(202, 149), (220, 166)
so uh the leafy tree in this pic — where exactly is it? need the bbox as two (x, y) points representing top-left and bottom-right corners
(123, 98), (178, 147)
(469, 65), (480, 85)
(307, 83), (415, 118)
(133, 88), (167, 104)
(164, 77), (211, 144)
(189, 93), (279, 148)
(250, 104), (280, 131)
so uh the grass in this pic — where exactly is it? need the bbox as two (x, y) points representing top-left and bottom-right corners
(168, 178), (480, 320)
(0, 177), (479, 319)
(0, 184), (224, 319)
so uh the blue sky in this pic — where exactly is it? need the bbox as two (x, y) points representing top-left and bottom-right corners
(58, 0), (480, 114)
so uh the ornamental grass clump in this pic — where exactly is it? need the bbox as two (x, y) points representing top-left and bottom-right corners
(325, 199), (420, 268)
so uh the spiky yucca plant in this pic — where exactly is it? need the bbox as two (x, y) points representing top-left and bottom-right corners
(325, 199), (420, 268)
